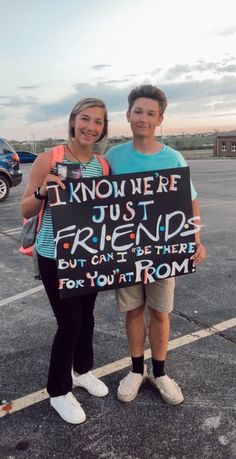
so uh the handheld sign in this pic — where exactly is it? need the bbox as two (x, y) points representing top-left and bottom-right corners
(48, 166), (198, 298)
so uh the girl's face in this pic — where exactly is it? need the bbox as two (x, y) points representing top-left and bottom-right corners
(72, 106), (105, 146)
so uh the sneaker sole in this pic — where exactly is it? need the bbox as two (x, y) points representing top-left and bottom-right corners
(73, 382), (109, 397)
(148, 376), (184, 405)
(117, 391), (139, 402)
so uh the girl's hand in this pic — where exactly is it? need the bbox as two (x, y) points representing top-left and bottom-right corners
(40, 173), (66, 196)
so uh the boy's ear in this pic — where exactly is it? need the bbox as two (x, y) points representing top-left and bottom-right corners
(126, 110), (130, 122)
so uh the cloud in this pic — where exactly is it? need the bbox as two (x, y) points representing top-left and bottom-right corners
(92, 64), (112, 70)
(165, 61), (221, 79)
(193, 61), (219, 72)
(103, 79), (130, 84)
(165, 64), (192, 79)
(217, 65), (236, 73)
(25, 98), (72, 124)
(19, 85), (40, 90)
(3, 72), (235, 128)
(24, 83), (129, 124)
(194, 59), (236, 74)
(160, 77), (236, 121)
(150, 68), (162, 76)
(214, 25), (236, 36)
(163, 76), (236, 103)
(165, 59), (236, 80)
(0, 96), (38, 107)
(125, 73), (139, 77)
(221, 54), (235, 63)
(212, 111), (236, 118)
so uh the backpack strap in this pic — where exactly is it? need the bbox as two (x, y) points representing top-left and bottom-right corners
(36, 145), (65, 230)
(95, 154), (110, 175)
(37, 145), (65, 228)
(19, 145), (65, 257)
(51, 144), (65, 166)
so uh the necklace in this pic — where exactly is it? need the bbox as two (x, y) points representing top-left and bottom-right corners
(66, 144), (94, 170)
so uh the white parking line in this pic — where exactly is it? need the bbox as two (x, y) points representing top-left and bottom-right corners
(0, 230), (21, 236)
(0, 227), (21, 236)
(0, 227), (22, 233)
(201, 200), (236, 208)
(0, 317), (235, 417)
(0, 285), (44, 308)
(0, 202), (20, 207)
(0, 226), (21, 232)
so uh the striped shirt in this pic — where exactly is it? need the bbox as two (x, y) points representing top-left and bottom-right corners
(36, 156), (103, 259)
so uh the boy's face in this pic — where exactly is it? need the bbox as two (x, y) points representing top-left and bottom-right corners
(126, 97), (163, 139)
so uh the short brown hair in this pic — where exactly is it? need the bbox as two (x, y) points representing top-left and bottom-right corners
(68, 97), (108, 142)
(128, 85), (168, 115)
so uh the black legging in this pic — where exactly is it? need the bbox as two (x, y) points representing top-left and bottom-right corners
(38, 254), (97, 397)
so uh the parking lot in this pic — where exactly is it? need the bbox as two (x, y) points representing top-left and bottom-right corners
(0, 159), (236, 459)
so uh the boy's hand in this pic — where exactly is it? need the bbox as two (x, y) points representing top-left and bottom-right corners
(191, 242), (206, 266)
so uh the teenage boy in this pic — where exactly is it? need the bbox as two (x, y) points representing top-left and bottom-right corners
(105, 84), (206, 405)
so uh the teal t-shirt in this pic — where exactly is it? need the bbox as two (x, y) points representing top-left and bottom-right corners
(105, 141), (197, 200)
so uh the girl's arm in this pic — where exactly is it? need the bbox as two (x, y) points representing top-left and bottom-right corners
(20, 151), (65, 219)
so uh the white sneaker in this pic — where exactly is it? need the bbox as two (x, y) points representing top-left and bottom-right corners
(50, 392), (86, 424)
(148, 371), (184, 405)
(117, 364), (148, 402)
(72, 371), (109, 397)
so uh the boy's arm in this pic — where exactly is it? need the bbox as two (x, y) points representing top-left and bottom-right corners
(190, 198), (206, 266)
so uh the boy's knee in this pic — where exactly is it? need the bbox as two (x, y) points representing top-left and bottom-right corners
(126, 305), (145, 320)
(148, 308), (169, 322)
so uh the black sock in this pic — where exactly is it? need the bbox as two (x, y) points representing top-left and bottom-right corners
(132, 355), (144, 374)
(152, 359), (165, 378)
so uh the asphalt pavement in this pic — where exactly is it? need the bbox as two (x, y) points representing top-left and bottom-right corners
(0, 159), (236, 459)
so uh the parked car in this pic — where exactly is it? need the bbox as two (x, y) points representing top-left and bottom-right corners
(16, 150), (37, 163)
(0, 138), (22, 202)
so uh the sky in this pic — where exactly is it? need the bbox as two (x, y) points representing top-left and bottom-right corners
(1, 0), (236, 140)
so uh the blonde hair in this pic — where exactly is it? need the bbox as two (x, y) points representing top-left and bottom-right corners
(68, 97), (108, 142)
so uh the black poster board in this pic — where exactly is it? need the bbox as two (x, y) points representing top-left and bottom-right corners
(48, 166), (197, 298)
